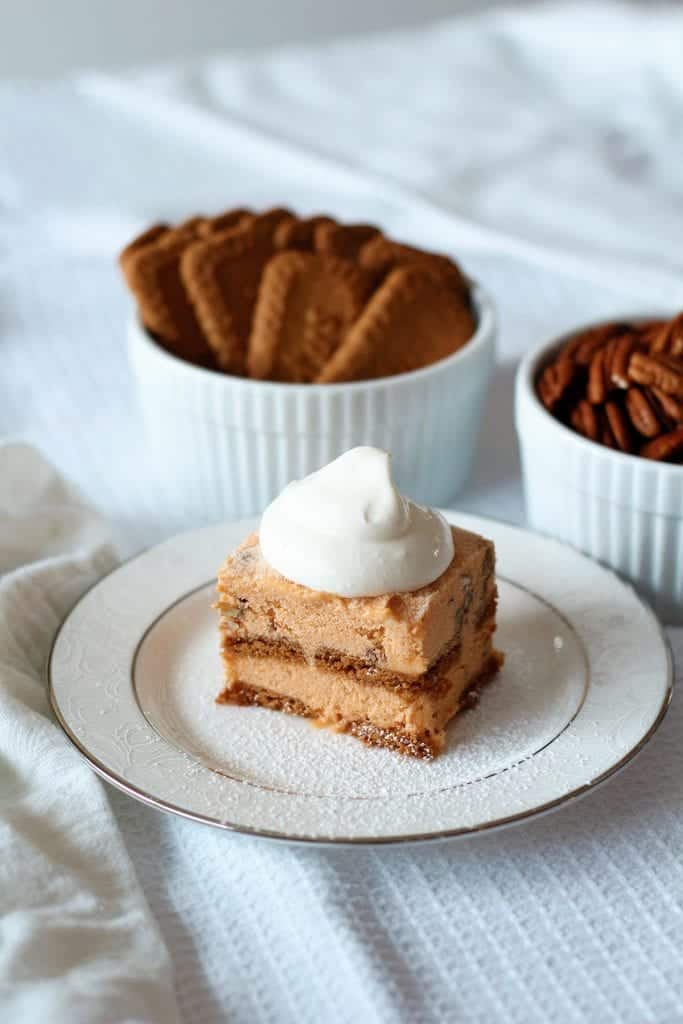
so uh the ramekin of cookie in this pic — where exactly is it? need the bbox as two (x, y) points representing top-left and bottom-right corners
(121, 207), (496, 523)
(515, 312), (683, 622)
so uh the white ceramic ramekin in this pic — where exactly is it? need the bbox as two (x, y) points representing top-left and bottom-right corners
(516, 322), (683, 624)
(128, 283), (496, 524)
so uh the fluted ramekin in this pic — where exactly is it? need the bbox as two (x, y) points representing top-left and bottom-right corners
(128, 283), (496, 525)
(515, 322), (683, 623)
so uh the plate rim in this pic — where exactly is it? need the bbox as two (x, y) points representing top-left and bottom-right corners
(47, 515), (675, 847)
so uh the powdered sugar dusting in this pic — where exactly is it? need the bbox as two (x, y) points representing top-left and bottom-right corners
(52, 515), (670, 840)
(135, 580), (587, 800)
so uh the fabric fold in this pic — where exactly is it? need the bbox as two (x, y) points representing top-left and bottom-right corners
(0, 443), (180, 1024)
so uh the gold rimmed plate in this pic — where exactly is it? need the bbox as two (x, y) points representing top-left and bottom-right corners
(49, 514), (672, 845)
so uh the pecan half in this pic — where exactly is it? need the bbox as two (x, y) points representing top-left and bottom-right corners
(572, 322), (627, 365)
(649, 386), (683, 425)
(639, 427), (683, 462)
(537, 358), (577, 411)
(570, 399), (600, 441)
(629, 350), (683, 398)
(607, 332), (639, 389)
(604, 400), (633, 452)
(650, 312), (683, 358)
(625, 387), (662, 438)
(640, 319), (667, 346)
(587, 346), (608, 404)
(601, 415), (617, 449)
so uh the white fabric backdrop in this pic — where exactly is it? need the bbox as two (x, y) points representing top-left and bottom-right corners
(1, 3), (682, 1021)
(0, 445), (180, 1024)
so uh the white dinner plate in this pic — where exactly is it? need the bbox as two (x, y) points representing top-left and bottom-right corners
(49, 514), (673, 845)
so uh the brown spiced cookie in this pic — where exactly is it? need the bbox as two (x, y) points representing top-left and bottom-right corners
(200, 208), (254, 235)
(358, 236), (469, 300)
(181, 208), (293, 375)
(119, 206), (478, 382)
(317, 265), (475, 383)
(248, 252), (374, 382)
(314, 222), (381, 261)
(274, 215), (336, 251)
(119, 219), (216, 368)
(119, 223), (170, 272)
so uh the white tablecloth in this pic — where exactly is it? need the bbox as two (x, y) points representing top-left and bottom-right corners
(1, 3), (682, 1021)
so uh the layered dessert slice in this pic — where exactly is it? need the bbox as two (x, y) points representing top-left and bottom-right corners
(215, 448), (502, 759)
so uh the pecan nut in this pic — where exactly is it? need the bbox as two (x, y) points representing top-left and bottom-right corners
(604, 400), (633, 453)
(570, 399), (600, 441)
(625, 387), (662, 438)
(537, 358), (577, 411)
(601, 417), (617, 448)
(607, 332), (639, 389)
(650, 313), (683, 358)
(639, 319), (667, 347)
(639, 427), (683, 462)
(571, 322), (627, 365)
(587, 346), (608, 404)
(628, 350), (683, 398)
(649, 386), (683, 425)
(537, 310), (683, 463)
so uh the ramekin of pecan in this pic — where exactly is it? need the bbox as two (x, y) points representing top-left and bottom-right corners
(515, 312), (683, 623)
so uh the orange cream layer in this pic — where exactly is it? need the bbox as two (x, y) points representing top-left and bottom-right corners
(217, 526), (494, 677)
(219, 628), (497, 755)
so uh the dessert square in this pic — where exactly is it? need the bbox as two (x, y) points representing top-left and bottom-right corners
(216, 525), (501, 759)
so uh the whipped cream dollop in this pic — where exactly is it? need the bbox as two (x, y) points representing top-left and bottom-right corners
(259, 447), (454, 597)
